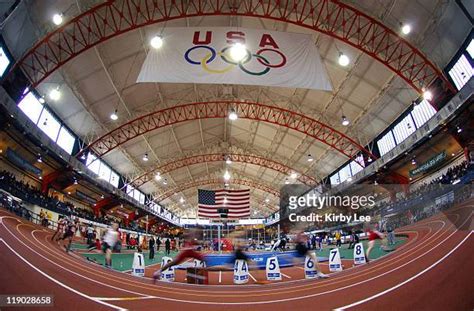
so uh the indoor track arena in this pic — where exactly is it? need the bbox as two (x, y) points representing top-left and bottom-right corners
(0, 1), (473, 310)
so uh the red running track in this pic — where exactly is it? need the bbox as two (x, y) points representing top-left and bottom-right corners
(0, 200), (473, 311)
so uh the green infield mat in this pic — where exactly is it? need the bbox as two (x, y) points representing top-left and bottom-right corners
(80, 250), (178, 271)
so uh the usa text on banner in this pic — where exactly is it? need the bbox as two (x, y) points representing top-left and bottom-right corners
(137, 27), (332, 91)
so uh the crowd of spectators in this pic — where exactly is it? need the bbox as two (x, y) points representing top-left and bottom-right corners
(0, 171), (156, 234)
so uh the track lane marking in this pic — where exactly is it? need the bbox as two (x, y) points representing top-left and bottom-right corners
(334, 231), (474, 310)
(0, 238), (126, 311)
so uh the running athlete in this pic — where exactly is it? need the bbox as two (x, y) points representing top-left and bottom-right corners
(365, 226), (385, 262)
(60, 218), (79, 252)
(51, 215), (65, 241)
(293, 232), (328, 278)
(153, 229), (205, 281)
(102, 222), (120, 268)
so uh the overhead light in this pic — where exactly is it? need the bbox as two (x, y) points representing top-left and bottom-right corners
(101, 194), (104, 199)
(49, 87), (61, 101)
(265, 198), (270, 203)
(338, 53), (350, 66)
(290, 172), (297, 179)
(110, 109), (118, 120)
(80, 153), (87, 160)
(225, 156), (232, 165)
(423, 90), (433, 101)
(163, 179), (168, 185)
(224, 183), (229, 187)
(341, 116), (350, 126)
(143, 153), (149, 161)
(180, 197), (185, 203)
(347, 177), (352, 182)
(284, 179), (290, 185)
(409, 177), (413, 181)
(37, 155), (42, 163)
(411, 158), (416, 165)
(367, 157), (373, 163)
(39, 176), (43, 180)
(223, 170), (231, 181)
(374, 180), (378, 185)
(401, 24), (411, 35)
(307, 154), (314, 162)
(229, 42), (247, 62)
(228, 108), (238, 120)
(451, 153), (455, 156)
(67, 191), (71, 195)
(150, 35), (163, 49)
(155, 173), (162, 181)
(52, 13), (63, 25)
(456, 126), (462, 133)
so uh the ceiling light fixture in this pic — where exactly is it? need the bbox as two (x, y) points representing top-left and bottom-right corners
(38, 96), (45, 104)
(150, 35), (163, 49)
(341, 116), (350, 126)
(284, 178), (290, 185)
(228, 108), (238, 120)
(37, 155), (42, 163)
(307, 154), (314, 162)
(456, 126), (462, 133)
(163, 179), (168, 185)
(49, 87), (61, 101)
(223, 170), (231, 181)
(155, 173), (162, 181)
(110, 109), (118, 120)
(338, 53), (350, 66)
(52, 13), (63, 25)
(143, 153), (149, 161)
(225, 156), (232, 165)
(229, 42), (247, 62)
(290, 172), (297, 179)
(411, 158), (416, 165)
(401, 24), (411, 35)
(423, 89), (433, 101)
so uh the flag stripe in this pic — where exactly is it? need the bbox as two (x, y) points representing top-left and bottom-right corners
(198, 188), (250, 219)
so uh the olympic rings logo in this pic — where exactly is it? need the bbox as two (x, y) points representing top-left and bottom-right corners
(184, 45), (287, 76)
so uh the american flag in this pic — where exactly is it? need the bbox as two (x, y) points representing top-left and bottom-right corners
(198, 189), (250, 219)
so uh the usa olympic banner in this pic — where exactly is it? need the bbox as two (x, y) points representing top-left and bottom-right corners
(137, 27), (332, 91)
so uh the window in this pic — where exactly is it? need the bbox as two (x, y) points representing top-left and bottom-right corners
(109, 171), (119, 188)
(37, 108), (61, 142)
(448, 54), (473, 91)
(350, 155), (365, 176)
(98, 162), (111, 182)
(86, 154), (100, 175)
(18, 93), (44, 124)
(393, 114), (416, 144)
(330, 172), (340, 186)
(466, 39), (474, 59)
(0, 47), (11, 77)
(377, 131), (396, 156)
(56, 126), (75, 154)
(339, 164), (352, 182)
(411, 99), (436, 128)
(139, 193), (145, 205)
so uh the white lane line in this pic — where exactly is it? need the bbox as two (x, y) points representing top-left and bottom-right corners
(0, 238), (126, 311)
(335, 231), (474, 310)
(94, 296), (156, 301)
(281, 272), (292, 279)
(1, 220), (152, 298)
(219, 271), (222, 283)
(248, 272), (257, 282)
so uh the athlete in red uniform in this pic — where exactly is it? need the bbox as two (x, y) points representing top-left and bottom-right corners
(365, 227), (384, 262)
(51, 216), (65, 241)
(152, 229), (205, 282)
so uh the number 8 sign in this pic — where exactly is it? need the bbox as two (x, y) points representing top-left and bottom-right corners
(353, 243), (366, 265)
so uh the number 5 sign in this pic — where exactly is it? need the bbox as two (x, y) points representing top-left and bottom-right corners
(266, 256), (282, 281)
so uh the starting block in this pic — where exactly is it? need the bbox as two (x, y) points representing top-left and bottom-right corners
(186, 267), (208, 284)
(329, 248), (343, 272)
(265, 256), (282, 281)
(353, 243), (366, 265)
(131, 252), (145, 277)
(160, 256), (175, 282)
(304, 254), (317, 279)
(233, 259), (249, 284)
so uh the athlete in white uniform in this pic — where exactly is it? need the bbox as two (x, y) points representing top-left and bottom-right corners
(102, 223), (120, 268)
